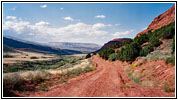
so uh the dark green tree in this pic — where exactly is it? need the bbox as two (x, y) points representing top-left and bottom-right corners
(134, 34), (149, 45)
(123, 39), (133, 46)
(121, 42), (141, 62)
(85, 53), (91, 59)
(149, 37), (162, 47)
(139, 44), (154, 57)
(99, 48), (115, 60)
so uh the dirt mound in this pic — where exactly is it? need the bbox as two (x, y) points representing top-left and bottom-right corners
(137, 5), (175, 36)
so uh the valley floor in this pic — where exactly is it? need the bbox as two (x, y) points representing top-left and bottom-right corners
(27, 55), (174, 97)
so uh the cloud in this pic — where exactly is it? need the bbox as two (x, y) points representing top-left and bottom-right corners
(35, 21), (49, 26)
(3, 20), (30, 34)
(64, 16), (74, 21)
(107, 24), (112, 27)
(3, 18), (112, 44)
(112, 30), (134, 37)
(60, 8), (64, 10)
(92, 23), (106, 29)
(92, 23), (112, 29)
(6, 16), (16, 20)
(40, 4), (47, 8)
(9, 7), (16, 11)
(95, 15), (106, 19)
(115, 24), (121, 26)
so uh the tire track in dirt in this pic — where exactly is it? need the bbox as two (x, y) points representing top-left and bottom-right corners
(29, 55), (174, 97)
(29, 56), (111, 97)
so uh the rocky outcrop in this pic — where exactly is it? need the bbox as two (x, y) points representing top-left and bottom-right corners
(137, 5), (175, 36)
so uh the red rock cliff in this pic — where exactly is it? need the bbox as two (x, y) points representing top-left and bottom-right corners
(137, 5), (175, 36)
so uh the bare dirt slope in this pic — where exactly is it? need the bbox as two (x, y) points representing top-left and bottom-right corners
(29, 55), (174, 97)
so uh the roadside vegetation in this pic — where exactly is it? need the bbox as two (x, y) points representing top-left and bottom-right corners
(99, 22), (175, 63)
(99, 22), (175, 91)
(165, 36), (175, 65)
(30, 56), (39, 59)
(85, 53), (91, 59)
(3, 59), (64, 73)
(3, 54), (14, 58)
(3, 59), (96, 96)
(3, 52), (96, 96)
(3, 54), (86, 73)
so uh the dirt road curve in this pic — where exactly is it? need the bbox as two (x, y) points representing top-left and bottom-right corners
(29, 55), (173, 97)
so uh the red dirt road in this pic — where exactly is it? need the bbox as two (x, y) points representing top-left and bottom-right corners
(29, 55), (174, 97)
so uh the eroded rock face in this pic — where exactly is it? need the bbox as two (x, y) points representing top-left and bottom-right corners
(137, 5), (175, 36)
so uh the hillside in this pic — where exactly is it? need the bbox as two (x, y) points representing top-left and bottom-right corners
(3, 36), (82, 55)
(3, 45), (17, 53)
(137, 5), (175, 36)
(98, 5), (175, 61)
(97, 38), (129, 52)
(97, 4), (175, 96)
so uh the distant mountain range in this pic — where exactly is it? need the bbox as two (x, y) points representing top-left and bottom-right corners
(3, 36), (101, 54)
(43, 42), (101, 54)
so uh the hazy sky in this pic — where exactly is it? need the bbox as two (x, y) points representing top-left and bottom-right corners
(3, 3), (174, 45)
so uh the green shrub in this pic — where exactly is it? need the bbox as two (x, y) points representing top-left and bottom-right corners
(3, 54), (14, 58)
(68, 59), (77, 64)
(28, 71), (50, 84)
(67, 68), (82, 76)
(85, 53), (91, 59)
(30, 56), (39, 59)
(162, 28), (175, 39)
(131, 63), (138, 69)
(123, 83), (132, 88)
(127, 71), (140, 84)
(92, 52), (96, 55)
(121, 42), (141, 62)
(108, 53), (119, 61)
(115, 42), (141, 62)
(60, 66), (96, 83)
(83, 66), (96, 72)
(139, 44), (154, 57)
(38, 88), (48, 91)
(99, 48), (115, 60)
(3, 73), (24, 90)
(165, 55), (175, 65)
(117, 48), (124, 61)
(149, 37), (162, 47)
(163, 81), (174, 92)
(147, 22), (174, 46)
(58, 61), (65, 66)
(109, 43), (122, 49)
(41, 56), (48, 59)
(172, 36), (175, 54)
(123, 39), (133, 46)
(134, 34), (149, 45)
(8, 66), (24, 72)
(160, 22), (175, 39)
